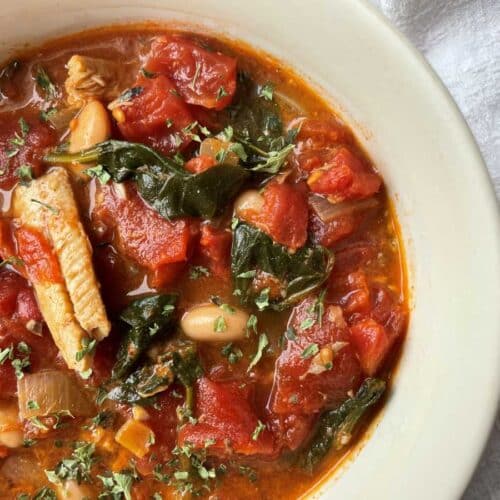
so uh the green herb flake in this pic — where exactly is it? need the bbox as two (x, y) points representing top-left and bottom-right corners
(258, 82), (274, 101)
(246, 314), (258, 336)
(141, 68), (157, 78)
(251, 420), (266, 441)
(80, 368), (93, 380)
(189, 265), (210, 280)
(98, 470), (135, 500)
(216, 86), (229, 100)
(27, 400), (40, 410)
(228, 142), (247, 161)
(23, 438), (37, 447)
(220, 303), (235, 314)
(117, 86), (144, 103)
(35, 66), (57, 100)
(83, 164), (111, 184)
(300, 317), (316, 330)
(247, 333), (269, 372)
(39, 107), (57, 123)
(301, 343), (319, 359)
(75, 336), (97, 362)
(254, 288), (270, 311)
(213, 315), (227, 333)
(30, 198), (59, 214)
(237, 270), (256, 279)
(221, 343), (243, 364)
(17, 164), (33, 185)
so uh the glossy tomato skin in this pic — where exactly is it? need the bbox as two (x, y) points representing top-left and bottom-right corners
(178, 377), (275, 457)
(266, 412), (316, 452)
(307, 148), (382, 202)
(146, 35), (237, 110)
(269, 297), (362, 415)
(117, 74), (194, 155)
(15, 226), (63, 284)
(93, 184), (197, 288)
(184, 154), (217, 174)
(241, 181), (309, 250)
(198, 223), (232, 277)
(0, 118), (55, 190)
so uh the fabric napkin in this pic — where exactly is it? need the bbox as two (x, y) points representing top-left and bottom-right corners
(368, 1), (500, 499)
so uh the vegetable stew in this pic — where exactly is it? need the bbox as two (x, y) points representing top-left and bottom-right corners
(0, 26), (408, 499)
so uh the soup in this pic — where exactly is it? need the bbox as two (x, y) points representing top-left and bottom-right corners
(0, 26), (408, 499)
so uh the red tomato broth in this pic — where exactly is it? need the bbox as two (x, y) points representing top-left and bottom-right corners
(0, 25), (408, 500)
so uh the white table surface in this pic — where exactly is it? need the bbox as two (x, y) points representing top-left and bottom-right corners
(368, 1), (500, 499)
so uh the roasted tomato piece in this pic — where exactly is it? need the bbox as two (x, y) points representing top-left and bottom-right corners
(178, 377), (275, 457)
(198, 223), (232, 277)
(146, 35), (237, 110)
(0, 219), (17, 261)
(307, 148), (381, 202)
(269, 297), (362, 415)
(267, 412), (316, 452)
(309, 211), (357, 247)
(93, 184), (197, 288)
(240, 181), (309, 250)
(184, 154), (217, 174)
(0, 118), (55, 190)
(115, 74), (194, 154)
(15, 226), (63, 284)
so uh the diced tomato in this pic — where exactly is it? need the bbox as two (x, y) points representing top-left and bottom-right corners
(0, 219), (16, 261)
(198, 223), (232, 277)
(307, 148), (381, 202)
(267, 412), (316, 452)
(146, 36), (237, 110)
(0, 269), (22, 317)
(241, 181), (309, 249)
(309, 211), (357, 247)
(334, 271), (371, 316)
(291, 118), (353, 154)
(15, 288), (42, 322)
(15, 226), (63, 284)
(93, 184), (197, 288)
(350, 318), (391, 376)
(371, 286), (407, 340)
(0, 118), (55, 190)
(184, 154), (217, 174)
(269, 297), (362, 415)
(116, 74), (194, 155)
(333, 242), (376, 276)
(178, 377), (275, 457)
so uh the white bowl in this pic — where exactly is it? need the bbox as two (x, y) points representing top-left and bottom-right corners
(1, 1), (499, 498)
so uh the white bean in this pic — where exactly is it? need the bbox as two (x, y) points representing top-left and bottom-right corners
(69, 100), (111, 178)
(181, 303), (249, 342)
(234, 189), (264, 217)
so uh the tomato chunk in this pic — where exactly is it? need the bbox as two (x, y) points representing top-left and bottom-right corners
(309, 211), (357, 247)
(93, 184), (196, 288)
(267, 412), (316, 452)
(307, 148), (381, 202)
(198, 223), (232, 277)
(116, 74), (194, 154)
(178, 377), (275, 457)
(184, 154), (217, 174)
(146, 36), (237, 110)
(15, 226), (63, 284)
(241, 181), (309, 250)
(269, 297), (362, 415)
(0, 119), (55, 190)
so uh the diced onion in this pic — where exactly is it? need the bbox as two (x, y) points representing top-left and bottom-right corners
(17, 370), (94, 420)
(309, 194), (379, 223)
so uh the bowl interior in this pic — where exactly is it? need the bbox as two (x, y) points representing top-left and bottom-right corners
(1, 1), (499, 499)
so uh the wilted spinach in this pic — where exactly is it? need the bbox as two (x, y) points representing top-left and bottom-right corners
(301, 378), (386, 471)
(231, 223), (334, 310)
(108, 342), (202, 405)
(44, 140), (249, 219)
(112, 294), (178, 379)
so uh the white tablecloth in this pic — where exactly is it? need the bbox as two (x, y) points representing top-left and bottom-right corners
(368, 1), (500, 499)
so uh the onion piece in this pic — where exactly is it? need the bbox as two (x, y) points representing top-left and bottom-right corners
(17, 370), (94, 420)
(309, 194), (379, 223)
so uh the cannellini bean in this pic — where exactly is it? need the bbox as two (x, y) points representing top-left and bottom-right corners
(234, 189), (264, 217)
(69, 100), (111, 178)
(199, 137), (239, 166)
(56, 480), (94, 500)
(0, 400), (23, 448)
(181, 303), (249, 342)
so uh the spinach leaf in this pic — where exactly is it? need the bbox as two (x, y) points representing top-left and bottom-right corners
(44, 140), (249, 219)
(301, 378), (386, 471)
(108, 342), (202, 405)
(136, 162), (249, 220)
(231, 223), (334, 310)
(112, 294), (178, 379)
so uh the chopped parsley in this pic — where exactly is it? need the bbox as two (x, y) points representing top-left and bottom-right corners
(75, 336), (97, 362)
(246, 314), (258, 336)
(247, 333), (269, 372)
(220, 303), (235, 314)
(189, 265), (210, 280)
(251, 420), (266, 441)
(216, 86), (229, 100)
(213, 315), (227, 333)
(27, 400), (40, 410)
(221, 342), (243, 364)
(17, 164), (33, 185)
(117, 86), (144, 103)
(98, 470), (135, 500)
(39, 107), (57, 123)
(1, 342), (32, 379)
(35, 66), (57, 100)
(301, 343), (319, 359)
(140, 67), (157, 78)
(258, 82), (274, 101)
(254, 288), (270, 311)
(83, 165), (111, 184)
(30, 198), (59, 214)
(45, 441), (96, 484)
(300, 317), (315, 330)
(6, 117), (30, 157)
